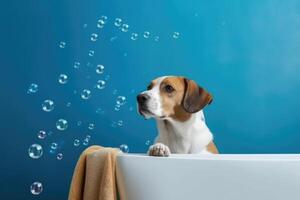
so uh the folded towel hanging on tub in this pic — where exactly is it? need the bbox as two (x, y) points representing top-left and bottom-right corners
(68, 145), (121, 200)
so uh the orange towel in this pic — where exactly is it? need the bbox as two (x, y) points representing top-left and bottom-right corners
(68, 145), (120, 200)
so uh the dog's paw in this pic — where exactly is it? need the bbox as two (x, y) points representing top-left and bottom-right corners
(148, 143), (170, 157)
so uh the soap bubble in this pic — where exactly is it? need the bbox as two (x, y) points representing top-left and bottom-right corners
(114, 104), (121, 111)
(119, 144), (129, 153)
(84, 135), (91, 146)
(77, 121), (82, 126)
(110, 36), (118, 42)
(83, 138), (89, 146)
(58, 74), (68, 84)
(27, 83), (38, 94)
(51, 142), (58, 150)
(131, 33), (138, 40)
(121, 24), (129, 32)
(59, 41), (66, 48)
(100, 15), (108, 21)
(97, 20), (105, 28)
(116, 96), (126, 105)
(173, 32), (180, 39)
(88, 123), (95, 130)
(104, 75), (110, 80)
(42, 100), (54, 112)
(96, 80), (106, 89)
(96, 64), (104, 74)
(56, 153), (63, 160)
(117, 120), (123, 127)
(49, 142), (58, 154)
(37, 130), (47, 139)
(88, 50), (95, 57)
(143, 31), (150, 38)
(145, 140), (151, 146)
(86, 135), (91, 140)
(81, 89), (91, 100)
(154, 36), (159, 42)
(28, 144), (43, 159)
(114, 18), (122, 27)
(90, 33), (98, 42)
(56, 119), (68, 131)
(74, 139), (80, 147)
(30, 182), (43, 195)
(97, 15), (107, 28)
(73, 61), (80, 69)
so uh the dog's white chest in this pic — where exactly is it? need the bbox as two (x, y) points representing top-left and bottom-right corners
(155, 111), (213, 154)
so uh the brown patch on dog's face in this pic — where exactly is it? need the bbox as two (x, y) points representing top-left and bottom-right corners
(159, 76), (213, 122)
(159, 77), (191, 121)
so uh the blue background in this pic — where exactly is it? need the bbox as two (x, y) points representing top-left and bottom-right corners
(1, 0), (300, 199)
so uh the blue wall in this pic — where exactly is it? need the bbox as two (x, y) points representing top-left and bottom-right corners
(1, 0), (300, 199)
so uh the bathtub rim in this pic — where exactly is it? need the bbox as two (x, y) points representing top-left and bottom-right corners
(117, 153), (300, 161)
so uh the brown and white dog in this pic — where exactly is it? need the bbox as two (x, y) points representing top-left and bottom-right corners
(137, 76), (218, 156)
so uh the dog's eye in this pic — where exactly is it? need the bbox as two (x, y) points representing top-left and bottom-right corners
(147, 84), (153, 90)
(165, 85), (175, 93)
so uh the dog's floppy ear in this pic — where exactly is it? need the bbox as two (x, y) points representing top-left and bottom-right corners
(182, 78), (213, 113)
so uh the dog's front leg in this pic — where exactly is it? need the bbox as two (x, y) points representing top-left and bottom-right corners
(148, 143), (170, 157)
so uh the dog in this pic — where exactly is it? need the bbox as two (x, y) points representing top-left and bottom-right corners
(137, 76), (218, 156)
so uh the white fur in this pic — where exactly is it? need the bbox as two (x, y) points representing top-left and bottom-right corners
(141, 76), (213, 156)
(154, 111), (213, 154)
(141, 76), (166, 119)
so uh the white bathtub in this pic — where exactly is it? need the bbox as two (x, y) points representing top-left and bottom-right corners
(116, 154), (300, 200)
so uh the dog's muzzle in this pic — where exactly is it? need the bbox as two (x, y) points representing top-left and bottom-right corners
(137, 93), (150, 115)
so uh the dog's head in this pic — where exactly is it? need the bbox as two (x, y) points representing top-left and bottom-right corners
(137, 76), (213, 121)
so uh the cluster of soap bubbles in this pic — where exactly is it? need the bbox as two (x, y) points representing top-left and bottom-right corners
(114, 96), (126, 111)
(88, 15), (181, 43)
(73, 134), (91, 147)
(95, 65), (106, 89)
(111, 120), (124, 128)
(26, 13), (181, 196)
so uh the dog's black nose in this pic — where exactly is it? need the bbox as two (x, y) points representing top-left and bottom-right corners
(137, 94), (149, 104)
